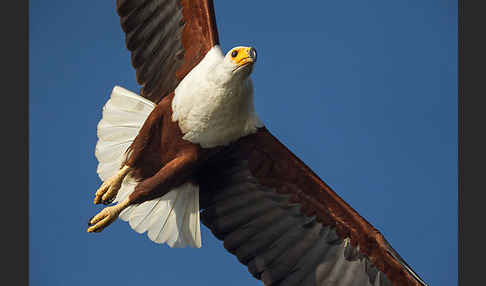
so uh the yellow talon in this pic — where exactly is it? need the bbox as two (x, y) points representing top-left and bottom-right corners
(93, 165), (132, 205)
(87, 198), (131, 233)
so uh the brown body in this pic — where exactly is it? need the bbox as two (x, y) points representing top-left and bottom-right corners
(124, 92), (220, 204)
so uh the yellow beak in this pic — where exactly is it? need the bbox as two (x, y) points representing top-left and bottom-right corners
(233, 47), (257, 67)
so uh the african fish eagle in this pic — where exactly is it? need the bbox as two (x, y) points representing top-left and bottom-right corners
(87, 1), (428, 285)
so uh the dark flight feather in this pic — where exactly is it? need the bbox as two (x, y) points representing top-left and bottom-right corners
(198, 128), (427, 286)
(115, 0), (219, 103)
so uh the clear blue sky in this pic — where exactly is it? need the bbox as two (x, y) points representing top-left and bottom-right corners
(30, 1), (457, 285)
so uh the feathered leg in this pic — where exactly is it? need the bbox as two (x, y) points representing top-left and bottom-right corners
(88, 148), (199, 233)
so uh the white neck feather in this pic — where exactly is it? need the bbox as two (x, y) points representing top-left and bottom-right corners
(171, 46), (263, 148)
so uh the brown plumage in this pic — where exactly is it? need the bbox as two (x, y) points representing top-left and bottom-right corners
(88, 1), (427, 285)
(198, 128), (425, 286)
(122, 92), (221, 204)
(116, 0), (219, 103)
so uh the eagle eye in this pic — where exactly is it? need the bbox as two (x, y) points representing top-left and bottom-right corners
(231, 50), (238, 58)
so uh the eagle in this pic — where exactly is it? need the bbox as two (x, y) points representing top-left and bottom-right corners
(87, 1), (427, 285)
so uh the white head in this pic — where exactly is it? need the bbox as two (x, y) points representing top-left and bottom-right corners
(208, 46), (258, 84)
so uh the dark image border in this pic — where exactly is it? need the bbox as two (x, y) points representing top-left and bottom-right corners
(3, 1), (28, 286)
(459, 0), (486, 285)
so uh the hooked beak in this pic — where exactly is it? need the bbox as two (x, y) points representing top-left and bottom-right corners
(236, 47), (257, 67)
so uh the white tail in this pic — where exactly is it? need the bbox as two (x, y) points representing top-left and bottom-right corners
(95, 86), (202, 248)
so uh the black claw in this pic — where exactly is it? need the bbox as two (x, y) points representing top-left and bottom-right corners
(102, 196), (115, 205)
(88, 216), (95, 226)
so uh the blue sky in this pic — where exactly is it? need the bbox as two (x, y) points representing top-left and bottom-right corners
(30, 1), (457, 285)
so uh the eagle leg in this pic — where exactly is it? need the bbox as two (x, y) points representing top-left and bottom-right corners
(87, 198), (131, 233)
(128, 151), (199, 204)
(87, 151), (199, 233)
(93, 165), (132, 205)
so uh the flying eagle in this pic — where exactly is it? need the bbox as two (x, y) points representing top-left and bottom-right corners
(87, 1), (427, 285)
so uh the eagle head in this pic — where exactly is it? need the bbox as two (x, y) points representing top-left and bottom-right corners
(223, 46), (257, 78)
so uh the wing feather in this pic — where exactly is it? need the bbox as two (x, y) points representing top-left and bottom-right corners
(198, 128), (427, 286)
(115, 0), (219, 103)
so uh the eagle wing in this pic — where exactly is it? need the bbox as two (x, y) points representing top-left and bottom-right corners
(198, 128), (427, 286)
(116, 0), (219, 103)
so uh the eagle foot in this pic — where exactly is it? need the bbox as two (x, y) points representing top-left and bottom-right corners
(94, 165), (132, 205)
(87, 198), (130, 233)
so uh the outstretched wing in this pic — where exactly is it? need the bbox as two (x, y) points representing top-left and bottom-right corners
(198, 128), (427, 286)
(116, 0), (219, 103)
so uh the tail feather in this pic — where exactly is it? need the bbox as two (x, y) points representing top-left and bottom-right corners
(102, 103), (152, 123)
(97, 157), (125, 182)
(138, 183), (201, 248)
(95, 85), (202, 248)
(149, 191), (179, 243)
(97, 122), (141, 141)
(129, 199), (161, 233)
(167, 190), (187, 247)
(95, 139), (134, 163)
(147, 193), (175, 241)
(181, 188), (202, 247)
